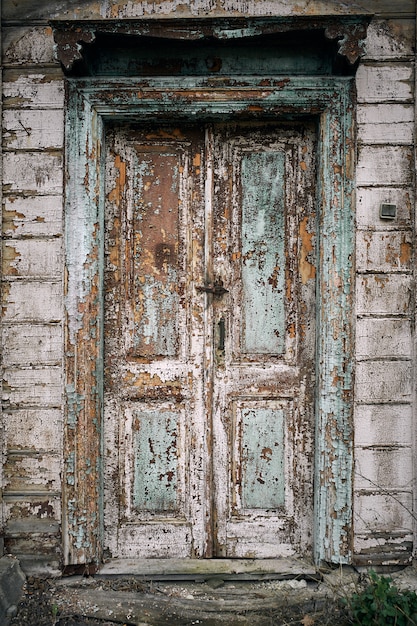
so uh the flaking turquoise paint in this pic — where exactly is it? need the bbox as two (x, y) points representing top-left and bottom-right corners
(66, 451), (76, 486)
(241, 407), (285, 509)
(65, 74), (355, 565)
(314, 92), (355, 562)
(241, 151), (285, 354)
(65, 383), (84, 429)
(64, 81), (106, 564)
(133, 410), (179, 511)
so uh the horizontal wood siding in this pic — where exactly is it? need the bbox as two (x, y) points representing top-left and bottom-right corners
(353, 16), (416, 566)
(1, 25), (64, 572)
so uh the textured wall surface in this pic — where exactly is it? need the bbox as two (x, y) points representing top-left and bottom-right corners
(353, 17), (416, 565)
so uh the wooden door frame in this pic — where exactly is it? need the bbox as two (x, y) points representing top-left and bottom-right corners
(63, 75), (355, 567)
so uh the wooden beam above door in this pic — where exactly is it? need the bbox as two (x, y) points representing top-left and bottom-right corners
(51, 16), (371, 72)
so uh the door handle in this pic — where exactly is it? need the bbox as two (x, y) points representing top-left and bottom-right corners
(218, 317), (225, 352)
(196, 281), (229, 297)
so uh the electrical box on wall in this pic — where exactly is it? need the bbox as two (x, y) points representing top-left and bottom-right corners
(380, 203), (397, 220)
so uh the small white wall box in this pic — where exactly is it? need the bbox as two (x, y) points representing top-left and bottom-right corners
(380, 203), (397, 219)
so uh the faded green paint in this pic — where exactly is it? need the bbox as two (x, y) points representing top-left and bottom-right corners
(66, 451), (76, 486)
(65, 383), (85, 429)
(133, 410), (178, 512)
(65, 73), (355, 565)
(63, 78), (105, 566)
(241, 151), (285, 354)
(241, 407), (285, 509)
(314, 100), (355, 563)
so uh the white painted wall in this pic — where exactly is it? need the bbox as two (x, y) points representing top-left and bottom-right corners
(353, 17), (416, 564)
(1, 28), (64, 571)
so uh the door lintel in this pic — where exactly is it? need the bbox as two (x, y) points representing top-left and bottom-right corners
(52, 15), (370, 72)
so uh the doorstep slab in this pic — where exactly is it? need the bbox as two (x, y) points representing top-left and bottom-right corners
(98, 558), (317, 581)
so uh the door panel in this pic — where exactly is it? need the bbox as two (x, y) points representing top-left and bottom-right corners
(104, 126), (208, 558)
(129, 147), (181, 358)
(236, 403), (286, 509)
(240, 150), (286, 354)
(103, 122), (316, 560)
(211, 124), (316, 557)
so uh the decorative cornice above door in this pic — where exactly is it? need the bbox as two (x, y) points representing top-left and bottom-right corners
(52, 16), (370, 73)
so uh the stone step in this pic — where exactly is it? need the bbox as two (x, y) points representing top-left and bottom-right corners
(98, 558), (317, 581)
(0, 556), (26, 625)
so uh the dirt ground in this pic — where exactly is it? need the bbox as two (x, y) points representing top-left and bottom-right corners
(11, 564), (417, 625)
(10, 571), (354, 626)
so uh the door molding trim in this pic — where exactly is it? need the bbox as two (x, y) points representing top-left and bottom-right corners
(63, 75), (355, 566)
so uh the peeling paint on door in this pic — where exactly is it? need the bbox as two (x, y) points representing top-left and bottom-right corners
(240, 150), (286, 354)
(63, 74), (355, 566)
(104, 126), (207, 558)
(211, 124), (317, 558)
(103, 122), (316, 560)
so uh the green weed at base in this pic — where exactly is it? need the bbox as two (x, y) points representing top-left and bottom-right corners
(346, 570), (417, 625)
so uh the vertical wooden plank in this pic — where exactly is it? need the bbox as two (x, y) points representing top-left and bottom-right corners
(314, 82), (355, 564)
(103, 125), (208, 559)
(241, 151), (285, 354)
(0, 12), (4, 547)
(63, 83), (104, 566)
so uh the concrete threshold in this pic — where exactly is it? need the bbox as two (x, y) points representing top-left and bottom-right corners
(98, 557), (318, 581)
(51, 571), (337, 625)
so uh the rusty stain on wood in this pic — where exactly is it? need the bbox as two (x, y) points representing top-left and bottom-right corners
(299, 216), (316, 285)
(2, 244), (21, 276)
(399, 240), (412, 265)
(107, 154), (126, 205)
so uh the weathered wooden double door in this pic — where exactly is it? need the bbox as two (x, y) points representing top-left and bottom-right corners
(103, 121), (317, 560)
